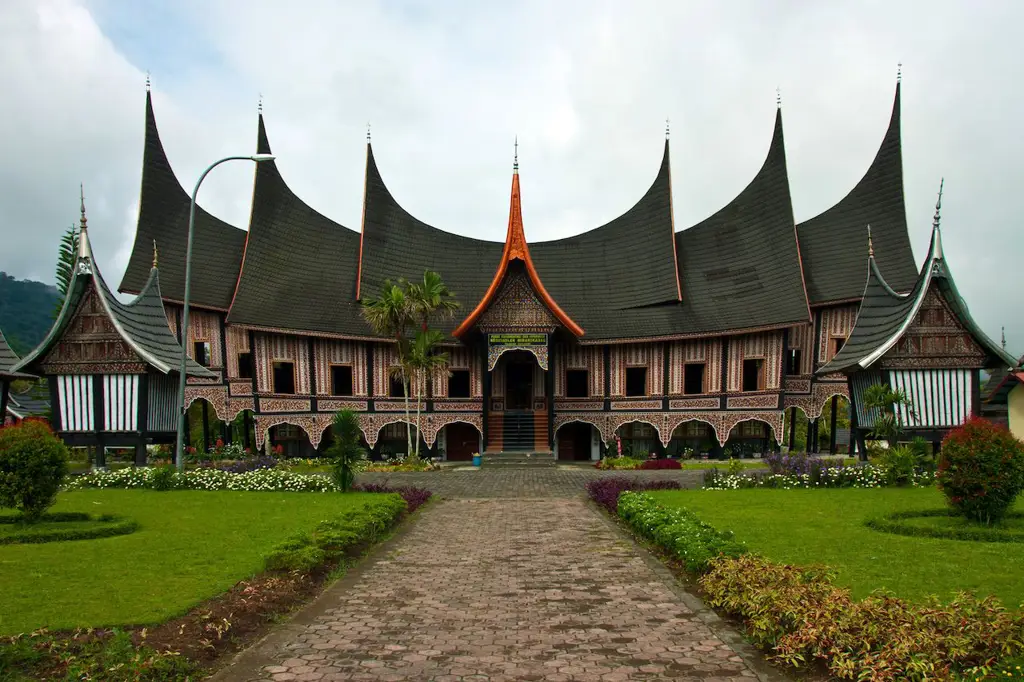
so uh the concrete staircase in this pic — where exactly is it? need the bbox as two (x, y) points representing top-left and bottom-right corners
(481, 450), (557, 468)
(486, 411), (550, 453)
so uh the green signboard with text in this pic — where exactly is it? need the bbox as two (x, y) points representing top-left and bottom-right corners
(487, 333), (548, 346)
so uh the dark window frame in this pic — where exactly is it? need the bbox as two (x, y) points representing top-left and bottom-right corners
(565, 369), (589, 398)
(237, 351), (253, 379)
(389, 375), (405, 398)
(193, 341), (210, 367)
(741, 358), (763, 392)
(448, 369), (471, 398)
(625, 366), (647, 397)
(786, 348), (801, 375)
(831, 337), (845, 359)
(272, 360), (296, 395)
(330, 364), (354, 397)
(683, 363), (705, 395)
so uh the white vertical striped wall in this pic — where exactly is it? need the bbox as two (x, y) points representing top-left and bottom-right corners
(726, 332), (783, 392)
(432, 346), (482, 398)
(609, 344), (664, 397)
(254, 334), (311, 394)
(314, 340), (368, 396)
(553, 345), (604, 397)
(889, 369), (974, 429)
(57, 375), (94, 432)
(103, 375), (139, 431)
(667, 340), (722, 394)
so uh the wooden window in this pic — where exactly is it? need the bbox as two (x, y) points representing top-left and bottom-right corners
(273, 361), (296, 394)
(741, 358), (763, 392)
(831, 337), (845, 359)
(237, 352), (253, 379)
(193, 341), (210, 367)
(625, 367), (647, 397)
(389, 375), (405, 398)
(683, 363), (705, 395)
(786, 349), (801, 375)
(566, 369), (588, 398)
(330, 365), (353, 396)
(448, 369), (471, 398)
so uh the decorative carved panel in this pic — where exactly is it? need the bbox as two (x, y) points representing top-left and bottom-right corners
(783, 382), (849, 420)
(668, 397), (720, 410)
(881, 288), (986, 369)
(40, 285), (145, 375)
(478, 270), (557, 332)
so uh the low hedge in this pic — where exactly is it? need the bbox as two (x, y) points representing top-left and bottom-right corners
(605, 493), (1024, 680)
(616, 492), (746, 573)
(264, 493), (408, 572)
(585, 476), (681, 513)
(0, 514), (139, 545)
(866, 509), (1024, 543)
(701, 555), (1024, 681)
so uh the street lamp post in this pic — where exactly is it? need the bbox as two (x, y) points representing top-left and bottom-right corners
(175, 154), (275, 470)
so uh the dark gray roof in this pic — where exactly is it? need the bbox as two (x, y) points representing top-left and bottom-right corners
(7, 383), (49, 419)
(0, 328), (32, 379)
(226, 116), (369, 337)
(358, 144), (503, 335)
(666, 108), (810, 337)
(819, 228), (1016, 374)
(118, 91), (248, 311)
(797, 83), (918, 305)
(17, 232), (213, 377)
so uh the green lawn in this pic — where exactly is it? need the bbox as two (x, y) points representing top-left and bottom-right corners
(649, 487), (1024, 608)
(0, 490), (389, 635)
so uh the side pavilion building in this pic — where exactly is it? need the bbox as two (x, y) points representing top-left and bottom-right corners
(25, 78), (1012, 461)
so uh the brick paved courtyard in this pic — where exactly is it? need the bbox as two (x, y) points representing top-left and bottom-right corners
(354, 467), (707, 498)
(216, 495), (783, 681)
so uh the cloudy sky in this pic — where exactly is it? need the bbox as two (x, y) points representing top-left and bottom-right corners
(1, 0), (1022, 353)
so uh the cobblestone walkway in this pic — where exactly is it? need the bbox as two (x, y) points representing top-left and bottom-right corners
(355, 468), (707, 498)
(217, 499), (780, 681)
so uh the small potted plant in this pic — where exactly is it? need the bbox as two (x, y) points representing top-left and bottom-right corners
(472, 452), (482, 467)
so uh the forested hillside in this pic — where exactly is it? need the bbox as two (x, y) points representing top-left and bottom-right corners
(0, 272), (60, 356)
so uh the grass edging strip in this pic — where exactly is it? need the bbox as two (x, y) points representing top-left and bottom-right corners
(865, 509), (1024, 543)
(0, 515), (139, 545)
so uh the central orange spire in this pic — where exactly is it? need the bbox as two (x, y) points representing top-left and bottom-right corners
(453, 145), (583, 338)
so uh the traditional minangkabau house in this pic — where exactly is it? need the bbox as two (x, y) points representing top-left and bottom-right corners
(0, 328), (35, 426)
(78, 75), (1008, 462)
(12, 195), (214, 464)
(818, 188), (1017, 452)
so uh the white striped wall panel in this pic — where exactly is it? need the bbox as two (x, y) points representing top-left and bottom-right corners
(57, 375), (94, 432)
(103, 375), (140, 431)
(889, 369), (974, 429)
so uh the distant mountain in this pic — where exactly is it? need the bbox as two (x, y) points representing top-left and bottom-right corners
(0, 272), (60, 356)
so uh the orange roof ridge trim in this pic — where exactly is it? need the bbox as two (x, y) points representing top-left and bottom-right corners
(454, 170), (584, 338)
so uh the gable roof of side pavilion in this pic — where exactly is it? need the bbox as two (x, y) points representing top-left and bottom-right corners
(16, 193), (215, 379)
(118, 79), (920, 343)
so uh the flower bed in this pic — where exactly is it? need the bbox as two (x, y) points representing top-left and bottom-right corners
(703, 462), (934, 489)
(584, 475), (681, 513)
(594, 457), (683, 470)
(590, 486), (1024, 681)
(67, 466), (336, 492)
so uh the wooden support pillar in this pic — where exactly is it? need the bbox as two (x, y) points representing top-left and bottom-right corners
(545, 337), (554, 450)
(829, 396), (838, 454)
(809, 419), (818, 453)
(243, 411), (252, 450)
(481, 343), (490, 451)
(201, 400), (210, 454)
(134, 436), (147, 466)
(788, 407), (797, 450)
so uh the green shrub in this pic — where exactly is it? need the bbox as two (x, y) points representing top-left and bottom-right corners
(149, 464), (178, 491)
(0, 419), (69, 522)
(617, 492), (746, 573)
(879, 445), (917, 486)
(325, 409), (366, 492)
(700, 554), (1024, 680)
(263, 494), (406, 572)
(938, 417), (1024, 524)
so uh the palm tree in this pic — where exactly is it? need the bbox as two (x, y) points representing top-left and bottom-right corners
(361, 279), (414, 455)
(863, 383), (915, 447)
(54, 225), (78, 318)
(407, 329), (450, 460)
(408, 270), (460, 331)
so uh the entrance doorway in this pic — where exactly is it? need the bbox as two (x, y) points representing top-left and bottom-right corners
(557, 422), (593, 461)
(505, 360), (534, 410)
(444, 422), (480, 461)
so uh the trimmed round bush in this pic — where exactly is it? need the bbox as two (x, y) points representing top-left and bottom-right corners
(0, 419), (69, 522)
(937, 417), (1024, 525)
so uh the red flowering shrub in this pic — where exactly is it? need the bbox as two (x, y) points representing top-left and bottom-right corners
(937, 417), (1024, 524)
(0, 419), (69, 521)
(639, 458), (682, 470)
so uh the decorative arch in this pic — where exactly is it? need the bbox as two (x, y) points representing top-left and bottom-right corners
(488, 344), (548, 371)
(422, 413), (483, 448)
(783, 382), (849, 421)
(554, 414), (611, 443)
(183, 386), (229, 421)
(359, 414), (420, 449)
(719, 412), (785, 446)
(609, 413), (668, 447)
(666, 416), (720, 445)
(254, 414), (332, 450)
(226, 398), (256, 423)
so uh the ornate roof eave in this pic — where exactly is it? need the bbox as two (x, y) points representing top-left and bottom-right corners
(453, 167), (584, 338)
(576, 318), (808, 346)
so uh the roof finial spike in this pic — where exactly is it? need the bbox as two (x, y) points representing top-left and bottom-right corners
(366, 122), (371, 144)
(1002, 326), (1006, 350)
(152, 239), (159, 269)
(776, 86), (781, 108)
(933, 177), (944, 231)
(79, 183), (88, 233)
(665, 117), (670, 139)
(513, 135), (519, 173)
(897, 62), (902, 83)
(866, 224), (874, 258)
(145, 71), (151, 91)
(258, 93), (263, 114)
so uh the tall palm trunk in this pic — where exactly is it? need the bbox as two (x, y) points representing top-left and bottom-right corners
(403, 373), (412, 456)
(414, 368), (423, 459)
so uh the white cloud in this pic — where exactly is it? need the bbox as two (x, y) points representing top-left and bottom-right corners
(0, 0), (1022, 354)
